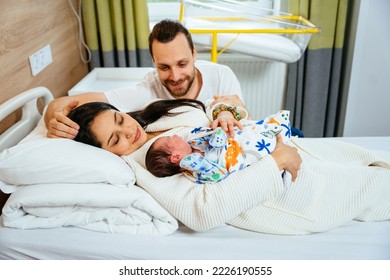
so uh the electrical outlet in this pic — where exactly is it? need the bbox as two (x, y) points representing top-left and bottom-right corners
(29, 44), (53, 76)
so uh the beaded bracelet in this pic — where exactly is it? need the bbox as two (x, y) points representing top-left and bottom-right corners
(212, 104), (242, 121)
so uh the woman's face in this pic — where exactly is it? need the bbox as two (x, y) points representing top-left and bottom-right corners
(90, 110), (148, 156)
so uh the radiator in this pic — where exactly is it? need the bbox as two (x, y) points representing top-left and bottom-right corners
(198, 53), (287, 120)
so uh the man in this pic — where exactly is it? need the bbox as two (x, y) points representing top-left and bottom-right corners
(45, 19), (248, 139)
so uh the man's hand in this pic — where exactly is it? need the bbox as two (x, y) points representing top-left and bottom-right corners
(211, 111), (243, 138)
(45, 98), (80, 139)
(44, 92), (107, 139)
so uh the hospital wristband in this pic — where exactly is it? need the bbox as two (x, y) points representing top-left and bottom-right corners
(212, 104), (242, 121)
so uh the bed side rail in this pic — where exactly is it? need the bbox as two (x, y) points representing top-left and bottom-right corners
(0, 87), (53, 151)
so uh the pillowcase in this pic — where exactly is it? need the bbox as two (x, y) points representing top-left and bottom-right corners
(0, 118), (135, 193)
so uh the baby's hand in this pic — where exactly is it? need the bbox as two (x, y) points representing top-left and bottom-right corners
(210, 111), (243, 138)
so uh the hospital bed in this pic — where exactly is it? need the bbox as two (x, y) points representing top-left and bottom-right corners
(0, 86), (389, 260)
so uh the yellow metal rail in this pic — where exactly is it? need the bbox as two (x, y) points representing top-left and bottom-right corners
(179, 2), (320, 62)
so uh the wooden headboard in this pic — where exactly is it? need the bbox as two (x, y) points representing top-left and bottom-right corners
(0, 0), (89, 212)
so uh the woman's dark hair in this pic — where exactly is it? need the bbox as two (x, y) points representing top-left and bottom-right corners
(68, 99), (205, 148)
(148, 19), (194, 59)
(129, 98), (205, 127)
(68, 102), (118, 148)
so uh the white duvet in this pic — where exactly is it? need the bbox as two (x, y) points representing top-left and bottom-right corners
(1, 183), (178, 235)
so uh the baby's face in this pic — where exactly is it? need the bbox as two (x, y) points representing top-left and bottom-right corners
(155, 135), (192, 158)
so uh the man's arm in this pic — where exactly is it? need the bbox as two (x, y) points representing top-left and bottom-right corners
(44, 92), (107, 139)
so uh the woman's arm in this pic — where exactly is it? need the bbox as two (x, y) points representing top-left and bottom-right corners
(127, 153), (288, 231)
(125, 107), (302, 231)
(44, 92), (107, 139)
(188, 137), (302, 230)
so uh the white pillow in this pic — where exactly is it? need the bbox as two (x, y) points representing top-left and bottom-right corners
(0, 119), (135, 193)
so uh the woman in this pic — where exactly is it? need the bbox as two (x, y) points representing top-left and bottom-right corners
(68, 99), (206, 155)
(68, 99), (390, 235)
(68, 99), (301, 180)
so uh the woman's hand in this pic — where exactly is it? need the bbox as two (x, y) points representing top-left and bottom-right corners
(44, 97), (80, 139)
(271, 135), (302, 181)
(211, 111), (243, 138)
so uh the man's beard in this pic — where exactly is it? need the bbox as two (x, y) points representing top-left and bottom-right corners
(164, 73), (195, 98)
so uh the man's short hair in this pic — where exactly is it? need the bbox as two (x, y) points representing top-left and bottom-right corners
(148, 19), (194, 59)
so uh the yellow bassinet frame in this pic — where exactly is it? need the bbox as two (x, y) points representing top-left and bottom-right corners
(179, 0), (320, 62)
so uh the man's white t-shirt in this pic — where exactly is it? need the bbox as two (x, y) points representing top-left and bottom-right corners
(104, 60), (243, 112)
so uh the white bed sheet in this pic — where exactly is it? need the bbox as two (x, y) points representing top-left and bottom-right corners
(0, 217), (389, 260)
(1, 137), (389, 260)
